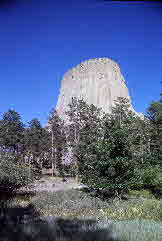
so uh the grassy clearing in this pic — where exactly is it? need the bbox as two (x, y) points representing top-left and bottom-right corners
(113, 219), (161, 241)
(104, 197), (161, 221)
(31, 190), (161, 241)
(128, 189), (155, 199)
(30, 189), (111, 218)
(6, 189), (161, 241)
(3, 185), (161, 241)
(29, 189), (161, 221)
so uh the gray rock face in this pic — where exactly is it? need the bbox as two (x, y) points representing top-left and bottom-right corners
(56, 58), (134, 120)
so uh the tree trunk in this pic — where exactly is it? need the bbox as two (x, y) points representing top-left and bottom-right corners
(140, 138), (144, 164)
(54, 147), (57, 175)
(51, 131), (54, 176)
(28, 154), (32, 179)
(148, 138), (151, 153)
(51, 161), (54, 177)
(40, 160), (43, 175)
(74, 124), (79, 183)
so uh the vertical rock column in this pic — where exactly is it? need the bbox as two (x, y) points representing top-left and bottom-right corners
(56, 58), (133, 120)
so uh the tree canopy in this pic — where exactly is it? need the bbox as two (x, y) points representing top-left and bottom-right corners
(0, 109), (24, 153)
(0, 98), (161, 197)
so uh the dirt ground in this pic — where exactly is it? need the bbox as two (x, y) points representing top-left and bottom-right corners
(17, 176), (80, 193)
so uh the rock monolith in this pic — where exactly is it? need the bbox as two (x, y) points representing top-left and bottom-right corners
(56, 58), (134, 120)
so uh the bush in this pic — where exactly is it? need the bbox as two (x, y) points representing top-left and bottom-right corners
(0, 155), (35, 191)
(130, 153), (161, 194)
(81, 156), (136, 197)
(81, 151), (161, 199)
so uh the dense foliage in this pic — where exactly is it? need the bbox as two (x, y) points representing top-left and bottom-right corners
(23, 118), (51, 176)
(0, 109), (24, 153)
(146, 101), (161, 155)
(0, 152), (35, 191)
(0, 98), (161, 196)
(48, 109), (67, 176)
(65, 97), (161, 197)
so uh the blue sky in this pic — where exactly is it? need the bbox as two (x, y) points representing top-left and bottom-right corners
(0, 0), (161, 126)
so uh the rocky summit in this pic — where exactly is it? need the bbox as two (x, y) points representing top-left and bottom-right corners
(56, 58), (135, 120)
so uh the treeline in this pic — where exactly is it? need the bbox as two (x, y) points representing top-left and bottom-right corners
(0, 97), (161, 196)
(63, 97), (161, 197)
(0, 109), (68, 179)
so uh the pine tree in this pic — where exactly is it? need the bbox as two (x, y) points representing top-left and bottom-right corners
(65, 97), (102, 182)
(48, 109), (66, 176)
(146, 101), (161, 156)
(0, 109), (24, 153)
(74, 97), (159, 196)
(23, 118), (45, 176)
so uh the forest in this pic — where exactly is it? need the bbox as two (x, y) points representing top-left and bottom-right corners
(0, 97), (161, 198)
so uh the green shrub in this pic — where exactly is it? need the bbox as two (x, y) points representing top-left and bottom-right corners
(81, 156), (135, 197)
(130, 155), (161, 194)
(0, 156), (35, 191)
(81, 152), (161, 199)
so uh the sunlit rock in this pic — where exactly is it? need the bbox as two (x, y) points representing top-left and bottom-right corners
(56, 58), (135, 120)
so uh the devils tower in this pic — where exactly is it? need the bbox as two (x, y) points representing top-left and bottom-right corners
(56, 58), (134, 119)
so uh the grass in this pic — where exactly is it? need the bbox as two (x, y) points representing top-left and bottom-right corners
(1, 179), (161, 241)
(29, 189), (161, 241)
(128, 189), (155, 199)
(28, 189), (161, 221)
(104, 197), (161, 221)
(113, 219), (161, 241)
(30, 189), (111, 218)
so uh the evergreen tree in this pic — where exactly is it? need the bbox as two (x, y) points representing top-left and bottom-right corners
(24, 118), (43, 156)
(48, 109), (66, 176)
(72, 97), (160, 197)
(103, 98), (152, 159)
(65, 97), (102, 181)
(0, 109), (24, 153)
(23, 118), (46, 175)
(146, 101), (161, 156)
